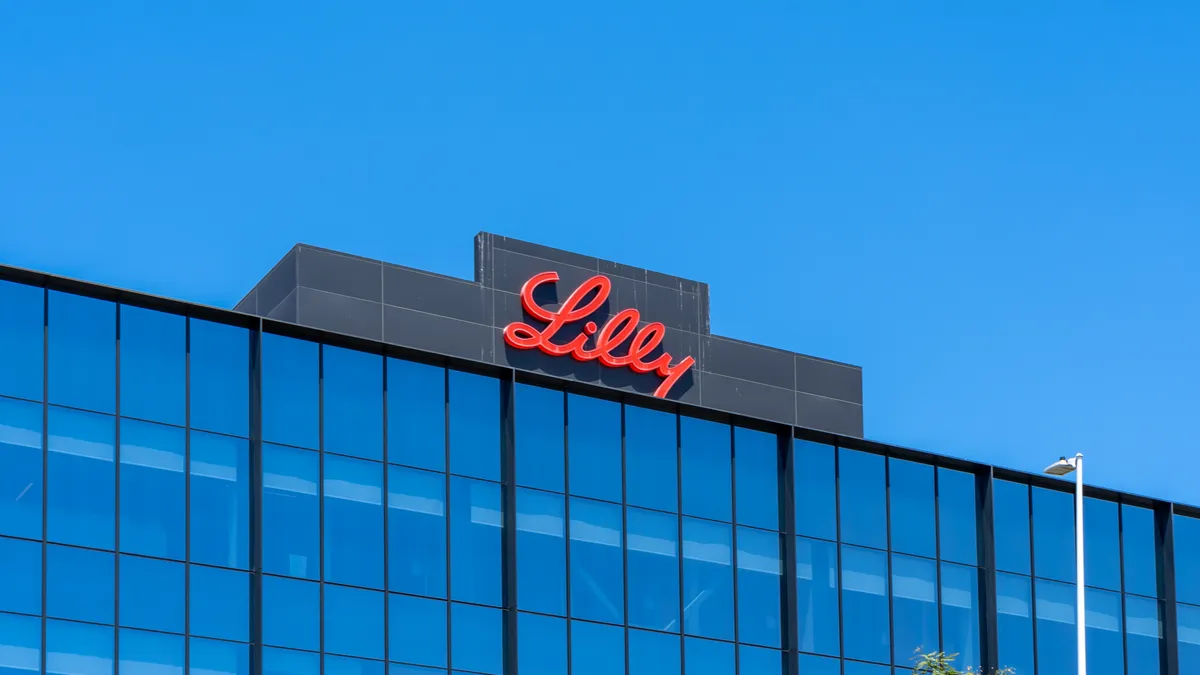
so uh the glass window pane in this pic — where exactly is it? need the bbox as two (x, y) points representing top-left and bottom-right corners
(570, 620), (624, 675)
(387, 359), (445, 472)
(629, 629), (679, 675)
(1083, 497), (1120, 591)
(262, 333), (319, 449)
(47, 544), (113, 624)
(1177, 515), (1200, 606)
(47, 620), (112, 675)
(516, 488), (566, 615)
(323, 345), (383, 460)
(448, 371), (499, 481)
(1122, 504), (1159, 598)
(995, 573), (1034, 675)
(119, 419), (185, 559)
(683, 637), (733, 675)
(189, 319), (249, 439)
(449, 477), (502, 606)
(626, 405), (678, 512)
(389, 666), (442, 675)
(189, 565), (249, 642)
(843, 662), (890, 675)
(1178, 603), (1200, 674)
(324, 454), (384, 588)
(119, 556), (183, 633)
(993, 480), (1031, 575)
(190, 431), (250, 569)
(1124, 595), (1161, 675)
(737, 527), (782, 648)
(570, 497), (624, 624)
(1034, 578), (1076, 675)
(262, 575), (319, 651)
(628, 507), (679, 631)
(49, 291), (115, 413)
(262, 443), (319, 579)
(937, 468), (978, 565)
(119, 305), (184, 426)
(794, 440), (836, 542)
(119, 628), (183, 675)
(515, 384), (564, 492)
(940, 563), (980, 670)
(518, 613), (566, 675)
(841, 545), (889, 664)
(888, 458), (935, 558)
(1032, 487), (1075, 583)
(737, 645), (781, 675)
(0, 396), (42, 539)
(682, 518), (733, 641)
(838, 449), (886, 550)
(795, 536), (839, 657)
(389, 594), (446, 668)
(0, 281), (43, 402)
(891, 554), (938, 664)
(325, 585), (384, 660)
(734, 427), (778, 531)
(325, 655), (385, 675)
(680, 417), (731, 522)
(265, 647), (320, 675)
(48, 406), (115, 549)
(387, 465), (446, 598)
(1085, 588), (1123, 675)
(0, 612), (40, 675)
(797, 654), (839, 675)
(567, 394), (620, 502)
(189, 638), (249, 675)
(451, 603), (501, 675)
(0, 537), (40, 615)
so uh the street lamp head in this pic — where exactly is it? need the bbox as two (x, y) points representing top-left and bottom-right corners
(1044, 456), (1078, 476)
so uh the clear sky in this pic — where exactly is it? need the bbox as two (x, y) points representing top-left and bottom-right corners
(2, 3), (1197, 504)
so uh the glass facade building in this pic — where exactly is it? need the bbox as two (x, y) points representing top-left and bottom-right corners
(0, 246), (1195, 675)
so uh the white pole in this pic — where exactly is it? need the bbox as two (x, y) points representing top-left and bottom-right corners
(1075, 453), (1087, 675)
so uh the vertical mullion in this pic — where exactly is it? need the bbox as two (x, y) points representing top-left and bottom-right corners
(620, 404), (630, 675)
(249, 321), (264, 675)
(933, 465), (944, 658)
(833, 447), (845, 666)
(563, 392), (573, 675)
(977, 467), (999, 674)
(443, 367), (452, 674)
(381, 357), (390, 669)
(40, 287), (48, 675)
(729, 425), (740, 675)
(1160, 503), (1180, 675)
(500, 373), (518, 675)
(1028, 482), (1040, 675)
(114, 303), (122, 673)
(779, 433), (799, 675)
(317, 344), (325, 673)
(676, 414), (686, 675)
(184, 318), (192, 675)
(1118, 502), (1129, 675)
(884, 454), (895, 669)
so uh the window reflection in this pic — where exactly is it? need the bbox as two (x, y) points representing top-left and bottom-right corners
(682, 517), (734, 641)
(449, 477), (502, 606)
(1034, 578), (1076, 675)
(941, 563), (980, 669)
(798, 654), (839, 675)
(323, 345), (383, 461)
(0, 280), (43, 402)
(737, 527), (782, 648)
(996, 573), (1034, 675)
(1177, 515), (1200, 606)
(0, 612), (40, 674)
(1032, 488), (1075, 583)
(189, 637), (250, 675)
(326, 655), (385, 675)
(264, 647), (320, 675)
(838, 449), (886, 550)
(794, 440), (837, 542)
(0, 396), (43, 539)
(518, 612), (566, 675)
(118, 628), (183, 675)
(387, 359), (445, 472)
(119, 419), (185, 560)
(796, 536), (839, 656)
(1083, 497), (1120, 591)
(567, 395), (621, 502)
(262, 444), (319, 579)
(737, 645), (782, 675)
(891, 554), (938, 662)
(262, 575), (319, 651)
(1178, 603), (1200, 673)
(843, 661), (890, 675)
(629, 629), (679, 675)
(47, 545), (113, 624)
(388, 594), (446, 668)
(570, 497), (624, 624)
(0, 537), (41, 616)
(190, 431), (249, 569)
(120, 305), (185, 426)
(324, 454), (384, 588)
(992, 480), (1031, 575)
(626, 405), (678, 513)
(681, 417), (731, 523)
(325, 585), (384, 660)
(888, 458), (935, 558)
(937, 468), (977, 565)
(570, 620), (624, 675)
(516, 488), (566, 615)
(450, 603), (501, 675)
(1122, 504), (1159, 598)
(49, 291), (115, 414)
(189, 319), (249, 438)
(734, 427), (779, 531)
(48, 406), (115, 549)
(515, 384), (564, 492)
(628, 507), (679, 631)
(841, 545), (889, 664)
(46, 619), (112, 675)
(448, 370), (499, 481)
(1124, 595), (1162, 675)
(261, 333), (319, 449)
(119, 555), (184, 634)
(388, 466), (447, 598)
(190, 565), (249, 642)
(684, 637), (733, 675)
(1085, 588), (1123, 675)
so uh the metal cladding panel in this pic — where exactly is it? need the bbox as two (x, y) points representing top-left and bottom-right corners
(239, 234), (864, 436)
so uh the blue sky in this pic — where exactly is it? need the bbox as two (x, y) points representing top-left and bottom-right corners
(2, 3), (1197, 504)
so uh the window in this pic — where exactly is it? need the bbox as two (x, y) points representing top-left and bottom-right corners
(1177, 515), (1200, 606)
(448, 370), (499, 481)
(841, 545), (889, 664)
(49, 291), (115, 414)
(843, 661), (890, 675)
(570, 620), (624, 675)
(262, 575), (319, 651)
(0, 612), (40, 674)
(449, 477), (502, 606)
(1124, 595), (1162, 675)
(798, 654), (840, 675)
(387, 359), (445, 472)
(1122, 504), (1159, 598)
(188, 318), (249, 439)
(626, 405), (678, 512)
(992, 480), (1031, 575)
(995, 573), (1034, 675)
(684, 638), (734, 675)
(1085, 588), (1123, 675)
(1178, 603), (1200, 674)
(451, 603), (501, 675)
(190, 431), (250, 569)
(682, 517), (733, 641)
(888, 458), (935, 558)
(1034, 579), (1076, 675)
(324, 454), (384, 588)
(389, 594), (447, 668)
(515, 384), (564, 492)
(324, 345), (383, 460)
(189, 638), (249, 675)
(190, 565), (249, 642)
(794, 440), (836, 542)
(1032, 488), (1075, 583)
(629, 629), (680, 675)
(325, 585), (384, 660)
(0, 537), (40, 615)
(570, 497), (624, 624)
(941, 563), (980, 668)
(518, 613), (566, 675)
(0, 280), (43, 401)
(0, 396), (42, 539)
(1083, 497), (1120, 591)
(937, 468), (978, 565)
(262, 443), (319, 579)
(119, 555), (184, 634)
(734, 427), (779, 531)
(119, 419), (185, 559)
(264, 648), (320, 675)
(796, 536), (839, 657)
(627, 507), (679, 631)
(838, 449), (886, 550)
(737, 527), (782, 648)
(567, 394), (621, 502)
(46, 545), (113, 624)
(737, 645), (782, 675)
(680, 417), (731, 522)
(891, 554), (938, 663)
(47, 619), (112, 675)
(119, 628), (184, 675)
(47, 406), (115, 549)
(119, 305), (184, 426)
(516, 488), (566, 616)
(326, 655), (385, 675)
(262, 333), (319, 449)
(387, 465), (446, 598)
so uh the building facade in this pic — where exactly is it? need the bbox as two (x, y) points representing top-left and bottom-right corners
(0, 233), (1196, 675)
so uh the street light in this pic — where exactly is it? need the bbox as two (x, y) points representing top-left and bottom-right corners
(1044, 453), (1085, 675)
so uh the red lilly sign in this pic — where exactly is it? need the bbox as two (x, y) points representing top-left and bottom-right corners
(502, 271), (696, 398)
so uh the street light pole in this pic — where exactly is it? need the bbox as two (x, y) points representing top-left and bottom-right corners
(1044, 453), (1086, 675)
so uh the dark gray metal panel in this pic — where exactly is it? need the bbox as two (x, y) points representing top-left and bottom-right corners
(596, 327), (701, 404)
(700, 371), (796, 425)
(383, 265), (493, 327)
(795, 355), (863, 404)
(605, 273), (649, 319)
(794, 392), (864, 437)
(702, 335), (796, 391)
(697, 283), (711, 334)
(256, 248), (297, 316)
(492, 327), (601, 384)
(297, 246), (383, 303)
(266, 289), (297, 323)
(297, 287), (383, 341)
(598, 259), (647, 283)
(490, 248), (598, 299)
(490, 234), (599, 272)
(384, 304), (494, 362)
(646, 268), (700, 295)
(235, 288), (257, 315)
(644, 282), (701, 334)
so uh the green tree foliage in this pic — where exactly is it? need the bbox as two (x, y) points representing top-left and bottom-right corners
(911, 651), (1016, 675)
